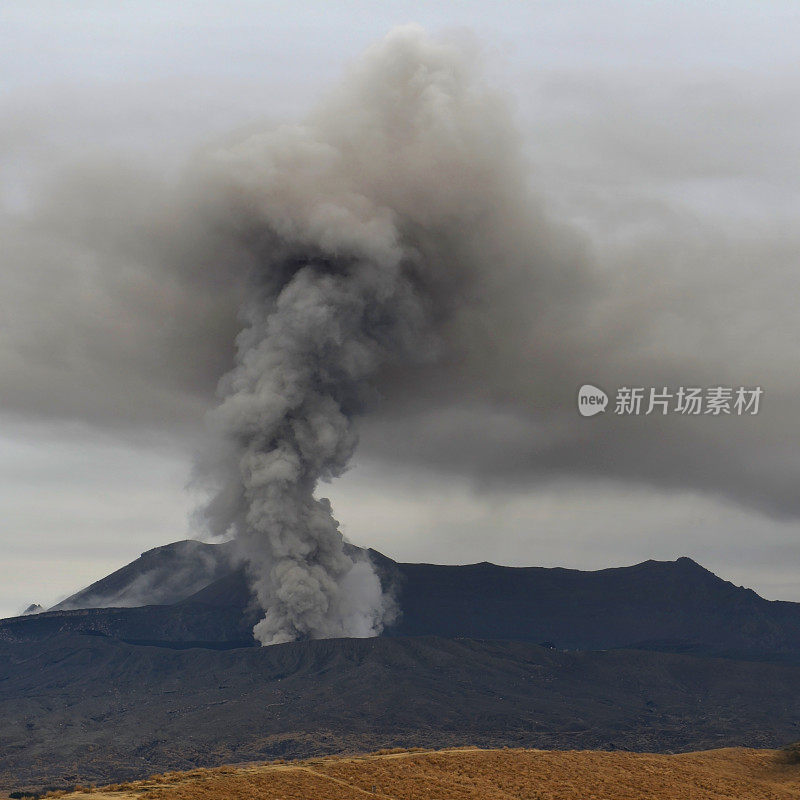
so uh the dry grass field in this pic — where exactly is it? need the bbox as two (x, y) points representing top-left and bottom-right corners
(39, 747), (800, 800)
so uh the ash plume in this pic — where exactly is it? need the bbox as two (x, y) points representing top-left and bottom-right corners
(195, 26), (507, 644)
(4, 24), (800, 624)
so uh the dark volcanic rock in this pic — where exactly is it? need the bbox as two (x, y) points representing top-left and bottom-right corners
(2, 634), (800, 791)
(6, 547), (800, 791)
(0, 603), (256, 647)
(383, 554), (800, 662)
(9, 543), (800, 663)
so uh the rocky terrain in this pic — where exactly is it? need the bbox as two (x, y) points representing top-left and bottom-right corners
(3, 633), (800, 791)
(5, 542), (800, 792)
(8, 541), (800, 662)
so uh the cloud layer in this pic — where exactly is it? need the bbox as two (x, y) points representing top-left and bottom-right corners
(2, 17), (799, 599)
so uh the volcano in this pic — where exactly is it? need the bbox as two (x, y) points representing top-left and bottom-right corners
(7, 540), (800, 663)
(5, 543), (800, 792)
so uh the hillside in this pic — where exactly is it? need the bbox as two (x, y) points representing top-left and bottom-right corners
(40, 747), (800, 800)
(4, 634), (800, 791)
(8, 544), (800, 792)
(51, 541), (236, 611)
(382, 554), (800, 659)
(8, 541), (800, 663)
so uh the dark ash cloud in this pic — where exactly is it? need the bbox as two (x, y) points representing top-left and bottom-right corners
(3, 25), (800, 635)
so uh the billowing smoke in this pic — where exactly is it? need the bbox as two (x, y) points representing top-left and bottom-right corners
(4, 24), (800, 621)
(195, 26), (508, 644)
(197, 192), (426, 644)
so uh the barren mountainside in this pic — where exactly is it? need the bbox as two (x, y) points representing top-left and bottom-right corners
(6, 543), (800, 792)
(7, 541), (800, 662)
(3, 634), (800, 791)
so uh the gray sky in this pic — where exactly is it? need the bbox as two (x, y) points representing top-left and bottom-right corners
(2, 1), (800, 617)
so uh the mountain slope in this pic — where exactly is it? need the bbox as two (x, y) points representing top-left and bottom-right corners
(3, 633), (800, 791)
(383, 554), (800, 659)
(52, 540), (235, 610)
(10, 541), (800, 662)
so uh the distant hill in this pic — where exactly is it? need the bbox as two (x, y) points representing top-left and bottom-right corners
(6, 541), (800, 663)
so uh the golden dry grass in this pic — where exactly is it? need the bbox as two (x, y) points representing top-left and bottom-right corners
(53, 746), (800, 800)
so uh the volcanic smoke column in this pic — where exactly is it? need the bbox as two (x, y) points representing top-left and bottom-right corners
(203, 229), (433, 644)
(198, 25), (515, 644)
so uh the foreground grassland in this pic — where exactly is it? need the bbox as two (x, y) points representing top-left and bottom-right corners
(46, 747), (800, 800)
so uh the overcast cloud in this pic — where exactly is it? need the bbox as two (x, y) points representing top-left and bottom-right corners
(1, 1), (799, 617)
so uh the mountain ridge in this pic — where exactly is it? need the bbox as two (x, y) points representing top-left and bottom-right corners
(6, 541), (800, 663)
(6, 542), (800, 790)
